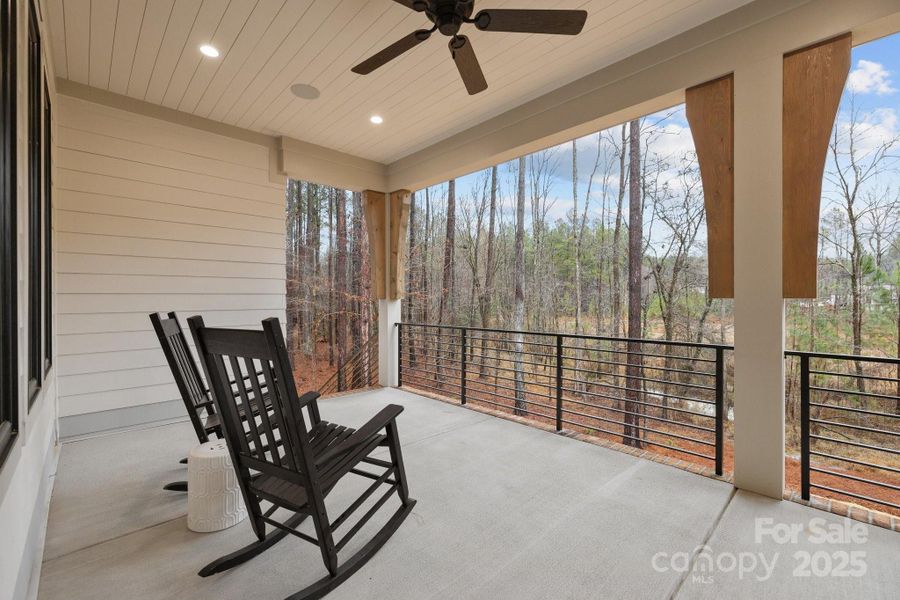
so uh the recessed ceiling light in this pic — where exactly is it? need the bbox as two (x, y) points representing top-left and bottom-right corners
(199, 44), (219, 58)
(290, 83), (321, 100)
(370, 115), (384, 125)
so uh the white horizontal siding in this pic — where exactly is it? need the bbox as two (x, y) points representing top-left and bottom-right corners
(58, 309), (281, 336)
(57, 169), (284, 219)
(58, 232), (284, 263)
(56, 95), (286, 421)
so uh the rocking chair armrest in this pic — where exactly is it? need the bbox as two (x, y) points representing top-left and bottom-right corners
(297, 390), (320, 407)
(314, 404), (404, 468)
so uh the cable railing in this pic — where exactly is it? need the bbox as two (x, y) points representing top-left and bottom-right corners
(395, 323), (899, 513)
(787, 350), (900, 513)
(319, 332), (379, 396)
(397, 322), (729, 474)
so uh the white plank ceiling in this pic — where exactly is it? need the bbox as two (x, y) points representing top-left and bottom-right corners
(46, 0), (753, 163)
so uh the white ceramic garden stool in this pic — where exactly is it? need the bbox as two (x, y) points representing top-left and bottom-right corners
(187, 440), (247, 533)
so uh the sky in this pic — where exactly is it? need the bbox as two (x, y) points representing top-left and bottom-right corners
(824, 33), (900, 204)
(416, 32), (900, 252)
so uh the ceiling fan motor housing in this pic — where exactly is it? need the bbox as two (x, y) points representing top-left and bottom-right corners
(424, 0), (475, 37)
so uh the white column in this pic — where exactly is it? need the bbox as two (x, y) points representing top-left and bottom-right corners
(732, 54), (785, 499)
(379, 193), (401, 387)
(378, 299), (401, 387)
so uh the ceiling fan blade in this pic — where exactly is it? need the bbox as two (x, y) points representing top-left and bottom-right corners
(450, 36), (487, 95)
(392, 0), (425, 11)
(474, 9), (588, 35)
(351, 30), (431, 75)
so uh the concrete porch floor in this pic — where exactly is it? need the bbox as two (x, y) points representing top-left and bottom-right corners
(38, 388), (898, 599)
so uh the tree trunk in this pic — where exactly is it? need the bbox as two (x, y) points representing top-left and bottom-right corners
(406, 192), (418, 366)
(513, 157), (527, 416)
(612, 125), (627, 338)
(572, 140), (582, 334)
(327, 188), (335, 368)
(303, 183), (318, 357)
(350, 192), (363, 384)
(850, 237), (865, 392)
(422, 187), (432, 384)
(439, 181), (456, 325)
(625, 119), (643, 448)
(479, 166), (498, 376)
(335, 190), (347, 389)
(286, 180), (300, 355)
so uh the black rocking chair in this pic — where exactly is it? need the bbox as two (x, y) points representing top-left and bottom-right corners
(150, 312), (277, 492)
(188, 316), (415, 599)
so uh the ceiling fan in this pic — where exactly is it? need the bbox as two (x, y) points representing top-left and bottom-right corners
(351, 0), (588, 95)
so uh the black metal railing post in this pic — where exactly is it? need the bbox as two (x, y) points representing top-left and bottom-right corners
(397, 323), (403, 388)
(714, 347), (724, 476)
(800, 353), (810, 501)
(555, 335), (563, 431)
(461, 328), (467, 405)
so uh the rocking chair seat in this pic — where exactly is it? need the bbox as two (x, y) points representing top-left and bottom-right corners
(249, 414), (394, 513)
(250, 474), (310, 512)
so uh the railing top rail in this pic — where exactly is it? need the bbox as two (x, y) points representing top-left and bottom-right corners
(785, 349), (900, 365)
(396, 321), (733, 351)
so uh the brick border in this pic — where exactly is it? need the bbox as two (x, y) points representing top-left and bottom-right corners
(320, 384), (383, 399)
(784, 489), (899, 532)
(400, 385), (899, 533)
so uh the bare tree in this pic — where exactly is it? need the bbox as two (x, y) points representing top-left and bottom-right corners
(625, 119), (643, 448)
(610, 125), (628, 338)
(335, 190), (348, 387)
(645, 153), (705, 418)
(439, 180), (457, 325)
(478, 166), (500, 374)
(527, 150), (559, 330)
(513, 157), (527, 415)
(822, 97), (900, 389)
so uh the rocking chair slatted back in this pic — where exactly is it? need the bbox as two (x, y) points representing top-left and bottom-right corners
(150, 311), (214, 443)
(190, 317), (321, 494)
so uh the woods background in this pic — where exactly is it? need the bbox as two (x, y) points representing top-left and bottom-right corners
(284, 105), (899, 392)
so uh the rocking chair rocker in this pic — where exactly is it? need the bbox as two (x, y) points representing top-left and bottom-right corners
(188, 316), (415, 599)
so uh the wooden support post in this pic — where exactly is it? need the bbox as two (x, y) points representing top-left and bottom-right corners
(362, 190), (387, 300)
(686, 74), (734, 299)
(782, 34), (851, 298)
(389, 190), (411, 300)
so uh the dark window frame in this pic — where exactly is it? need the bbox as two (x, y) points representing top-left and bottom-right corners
(43, 79), (51, 374)
(26, 0), (41, 408)
(0, 0), (19, 467)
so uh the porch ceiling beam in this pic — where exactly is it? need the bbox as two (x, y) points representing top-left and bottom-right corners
(278, 137), (387, 193)
(782, 34), (851, 299)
